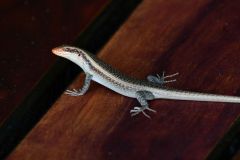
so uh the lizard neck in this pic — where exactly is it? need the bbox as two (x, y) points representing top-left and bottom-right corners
(69, 51), (93, 73)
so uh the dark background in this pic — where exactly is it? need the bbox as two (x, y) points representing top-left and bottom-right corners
(0, 0), (108, 124)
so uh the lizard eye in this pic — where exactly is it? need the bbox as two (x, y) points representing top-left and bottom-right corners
(73, 49), (79, 53)
(63, 47), (83, 57)
(64, 48), (71, 52)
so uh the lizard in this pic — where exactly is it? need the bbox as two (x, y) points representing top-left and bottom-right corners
(52, 45), (240, 118)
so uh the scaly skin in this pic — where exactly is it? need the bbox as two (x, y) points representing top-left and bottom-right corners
(52, 45), (240, 118)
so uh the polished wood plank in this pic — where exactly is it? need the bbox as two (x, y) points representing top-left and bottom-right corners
(7, 0), (240, 159)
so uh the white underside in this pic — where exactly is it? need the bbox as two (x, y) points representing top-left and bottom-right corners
(92, 75), (137, 98)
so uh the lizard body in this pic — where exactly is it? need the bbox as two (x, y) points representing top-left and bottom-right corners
(52, 45), (240, 118)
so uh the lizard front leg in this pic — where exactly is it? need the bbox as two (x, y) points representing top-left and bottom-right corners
(130, 91), (157, 118)
(65, 73), (93, 96)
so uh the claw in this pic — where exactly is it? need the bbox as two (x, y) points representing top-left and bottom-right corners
(130, 107), (140, 113)
(146, 107), (157, 113)
(65, 90), (75, 95)
(141, 110), (151, 119)
(130, 109), (137, 113)
(64, 89), (83, 96)
(156, 73), (162, 79)
(73, 89), (78, 92)
(131, 112), (139, 117)
(134, 107), (141, 110)
(147, 72), (179, 85)
(164, 79), (177, 83)
(163, 72), (179, 78)
(130, 106), (154, 118)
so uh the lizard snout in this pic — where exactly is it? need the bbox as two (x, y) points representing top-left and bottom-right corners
(52, 47), (63, 55)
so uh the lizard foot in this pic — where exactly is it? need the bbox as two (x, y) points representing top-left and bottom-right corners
(147, 72), (179, 85)
(65, 89), (84, 96)
(130, 106), (157, 119)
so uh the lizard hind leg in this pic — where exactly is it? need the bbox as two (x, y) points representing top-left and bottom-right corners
(147, 72), (179, 86)
(130, 91), (156, 118)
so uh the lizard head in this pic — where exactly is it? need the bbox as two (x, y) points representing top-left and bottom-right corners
(52, 45), (85, 58)
(52, 45), (90, 70)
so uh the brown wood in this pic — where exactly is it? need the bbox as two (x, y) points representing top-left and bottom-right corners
(234, 151), (240, 160)
(7, 0), (240, 159)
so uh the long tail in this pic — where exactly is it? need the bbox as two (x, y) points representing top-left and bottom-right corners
(154, 89), (240, 103)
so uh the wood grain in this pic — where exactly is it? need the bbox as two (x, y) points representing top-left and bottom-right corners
(7, 0), (240, 159)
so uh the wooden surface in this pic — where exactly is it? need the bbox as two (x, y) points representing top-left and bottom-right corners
(233, 150), (240, 160)
(0, 0), (108, 124)
(7, 0), (240, 159)
(234, 151), (240, 160)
